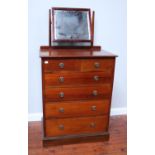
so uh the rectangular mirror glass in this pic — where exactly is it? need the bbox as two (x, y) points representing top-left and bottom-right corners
(52, 8), (91, 42)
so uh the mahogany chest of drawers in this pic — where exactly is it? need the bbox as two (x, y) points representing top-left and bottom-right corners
(40, 48), (117, 146)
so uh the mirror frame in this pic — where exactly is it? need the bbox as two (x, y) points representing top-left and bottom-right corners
(51, 7), (92, 43)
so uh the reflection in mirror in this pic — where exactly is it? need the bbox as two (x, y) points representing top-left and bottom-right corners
(53, 10), (91, 41)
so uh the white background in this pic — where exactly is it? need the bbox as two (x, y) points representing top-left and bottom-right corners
(28, 0), (127, 117)
(0, 0), (155, 155)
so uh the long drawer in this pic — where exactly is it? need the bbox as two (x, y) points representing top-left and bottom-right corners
(44, 100), (110, 119)
(45, 115), (108, 137)
(44, 84), (111, 102)
(44, 71), (112, 86)
(43, 58), (114, 73)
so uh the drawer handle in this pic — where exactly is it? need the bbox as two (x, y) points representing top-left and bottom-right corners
(90, 122), (96, 128)
(59, 92), (64, 98)
(59, 124), (64, 130)
(92, 90), (98, 96)
(59, 62), (64, 69)
(91, 105), (96, 111)
(94, 75), (99, 81)
(59, 77), (64, 83)
(94, 62), (100, 68)
(59, 107), (64, 113)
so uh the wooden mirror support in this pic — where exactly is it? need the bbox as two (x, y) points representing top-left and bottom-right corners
(49, 9), (51, 46)
(91, 11), (95, 47)
(44, 8), (100, 50)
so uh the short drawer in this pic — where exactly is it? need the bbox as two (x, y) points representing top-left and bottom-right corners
(45, 115), (108, 137)
(44, 100), (110, 119)
(81, 59), (114, 72)
(44, 84), (111, 102)
(44, 71), (112, 86)
(43, 59), (81, 72)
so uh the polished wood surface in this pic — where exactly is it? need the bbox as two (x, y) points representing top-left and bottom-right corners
(49, 9), (51, 46)
(40, 49), (117, 58)
(44, 84), (111, 102)
(43, 59), (81, 72)
(40, 45), (101, 50)
(44, 99), (110, 119)
(43, 133), (109, 146)
(42, 58), (114, 72)
(91, 11), (95, 47)
(80, 59), (114, 72)
(28, 115), (127, 155)
(41, 6), (117, 145)
(40, 48), (116, 145)
(44, 71), (112, 86)
(45, 115), (108, 137)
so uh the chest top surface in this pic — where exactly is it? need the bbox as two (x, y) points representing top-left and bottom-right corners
(40, 48), (117, 59)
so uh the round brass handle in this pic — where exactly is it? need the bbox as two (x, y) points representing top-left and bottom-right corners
(90, 122), (96, 128)
(59, 124), (64, 130)
(59, 92), (64, 98)
(59, 62), (64, 69)
(94, 75), (99, 81)
(59, 107), (64, 113)
(94, 62), (100, 68)
(91, 105), (96, 111)
(59, 77), (64, 83)
(92, 90), (98, 96)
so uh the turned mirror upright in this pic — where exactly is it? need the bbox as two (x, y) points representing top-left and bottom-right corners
(48, 7), (96, 48)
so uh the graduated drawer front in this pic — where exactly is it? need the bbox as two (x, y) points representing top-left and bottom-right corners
(45, 115), (108, 137)
(44, 100), (110, 119)
(43, 58), (114, 73)
(44, 71), (112, 86)
(43, 59), (81, 72)
(44, 84), (111, 102)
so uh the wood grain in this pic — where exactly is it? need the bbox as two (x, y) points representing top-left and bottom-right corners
(40, 45), (101, 50)
(44, 71), (112, 86)
(44, 99), (110, 119)
(49, 9), (51, 46)
(28, 115), (127, 155)
(80, 59), (114, 72)
(40, 49), (117, 58)
(43, 58), (114, 73)
(44, 84), (111, 102)
(43, 59), (81, 72)
(40, 48), (117, 146)
(45, 115), (108, 137)
(91, 11), (95, 47)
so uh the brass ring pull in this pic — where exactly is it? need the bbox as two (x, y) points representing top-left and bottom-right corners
(94, 75), (99, 81)
(59, 77), (64, 83)
(90, 122), (96, 128)
(59, 107), (64, 113)
(59, 124), (64, 130)
(92, 90), (98, 96)
(59, 62), (64, 69)
(59, 92), (64, 98)
(91, 105), (96, 111)
(94, 62), (100, 68)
